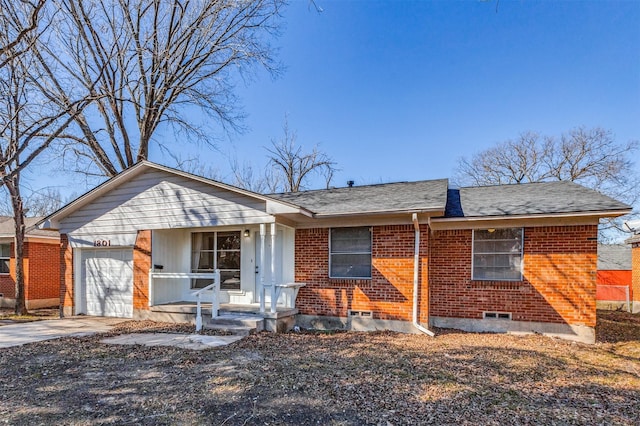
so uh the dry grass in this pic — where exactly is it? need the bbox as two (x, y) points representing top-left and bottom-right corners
(0, 307), (59, 323)
(0, 310), (638, 425)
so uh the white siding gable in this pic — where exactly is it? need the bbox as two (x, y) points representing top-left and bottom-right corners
(60, 169), (275, 236)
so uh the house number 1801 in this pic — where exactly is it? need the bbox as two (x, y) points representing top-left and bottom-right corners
(94, 240), (111, 247)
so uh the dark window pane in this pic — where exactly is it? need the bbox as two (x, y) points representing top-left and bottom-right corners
(473, 228), (523, 281)
(0, 244), (11, 258)
(330, 254), (372, 278)
(218, 232), (240, 250)
(331, 228), (371, 253)
(191, 231), (242, 289)
(217, 251), (240, 270)
(0, 259), (9, 274)
(194, 252), (214, 270)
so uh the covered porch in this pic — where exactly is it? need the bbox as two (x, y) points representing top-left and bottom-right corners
(147, 223), (305, 331)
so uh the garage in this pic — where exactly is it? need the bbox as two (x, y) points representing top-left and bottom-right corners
(79, 249), (134, 318)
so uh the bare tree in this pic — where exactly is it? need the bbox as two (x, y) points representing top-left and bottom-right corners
(1, 3), (95, 314)
(0, 187), (64, 217)
(230, 157), (282, 193)
(456, 127), (639, 238)
(170, 153), (222, 182)
(32, 0), (284, 179)
(457, 132), (545, 186)
(0, 0), (46, 69)
(266, 118), (336, 192)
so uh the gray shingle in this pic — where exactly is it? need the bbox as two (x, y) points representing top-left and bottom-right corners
(271, 179), (449, 216)
(0, 216), (59, 238)
(598, 244), (631, 270)
(445, 181), (631, 218)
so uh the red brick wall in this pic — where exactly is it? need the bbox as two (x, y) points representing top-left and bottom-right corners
(0, 240), (60, 302)
(133, 230), (151, 310)
(0, 267), (14, 298)
(23, 241), (61, 301)
(294, 225), (429, 322)
(430, 225), (598, 327)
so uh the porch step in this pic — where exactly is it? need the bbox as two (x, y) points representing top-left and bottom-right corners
(203, 313), (265, 335)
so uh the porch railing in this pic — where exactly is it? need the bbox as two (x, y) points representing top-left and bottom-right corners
(148, 270), (221, 332)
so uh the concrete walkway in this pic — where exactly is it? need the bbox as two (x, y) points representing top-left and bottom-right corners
(0, 317), (125, 348)
(0, 317), (245, 350)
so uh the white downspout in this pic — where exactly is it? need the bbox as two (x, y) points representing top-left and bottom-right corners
(412, 213), (435, 336)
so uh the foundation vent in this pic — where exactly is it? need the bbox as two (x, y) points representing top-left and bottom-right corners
(348, 310), (373, 318)
(483, 311), (512, 320)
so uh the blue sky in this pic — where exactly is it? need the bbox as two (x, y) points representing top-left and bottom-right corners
(24, 0), (640, 196)
(202, 0), (640, 189)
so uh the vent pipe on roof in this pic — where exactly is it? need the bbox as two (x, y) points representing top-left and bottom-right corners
(347, 180), (354, 188)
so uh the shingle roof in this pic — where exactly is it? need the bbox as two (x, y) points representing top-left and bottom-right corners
(271, 179), (449, 216)
(597, 244), (631, 270)
(445, 181), (631, 218)
(0, 216), (59, 238)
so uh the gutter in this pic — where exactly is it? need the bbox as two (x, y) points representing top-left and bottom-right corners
(412, 213), (435, 337)
(429, 209), (633, 224)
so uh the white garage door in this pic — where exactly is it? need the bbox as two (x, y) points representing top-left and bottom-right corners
(80, 249), (134, 318)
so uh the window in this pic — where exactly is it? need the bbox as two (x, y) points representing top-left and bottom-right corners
(472, 228), (523, 281)
(0, 243), (9, 274)
(191, 231), (241, 290)
(330, 227), (372, 279)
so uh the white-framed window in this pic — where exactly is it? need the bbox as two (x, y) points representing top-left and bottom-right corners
(191, 231), (241, 290)
(0, 243), (10, 274)
(330, 227), (372, 279)
(472, 228), (523, 281)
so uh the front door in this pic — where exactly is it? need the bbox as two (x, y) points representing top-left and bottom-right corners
(254, 229), (283, 304)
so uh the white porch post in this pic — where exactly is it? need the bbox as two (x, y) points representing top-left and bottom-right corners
(259, 223), (266, 313)
(270, 223), (277, 313)
(148, 268), (153, 307)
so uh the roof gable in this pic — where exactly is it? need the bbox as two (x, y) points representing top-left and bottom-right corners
(41, 161), (306, 232)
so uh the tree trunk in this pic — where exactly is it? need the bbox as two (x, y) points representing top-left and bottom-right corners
(6, 176), (27, 315)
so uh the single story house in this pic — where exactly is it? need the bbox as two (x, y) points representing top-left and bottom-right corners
(596, 243), (632, 310)
(0, 216), (61, 309)
(39, 161), (631, 343)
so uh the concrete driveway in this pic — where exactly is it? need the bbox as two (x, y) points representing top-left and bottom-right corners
(0, 317), (125, 348)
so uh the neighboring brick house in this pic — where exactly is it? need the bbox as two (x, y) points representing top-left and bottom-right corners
(39, 161), (631, 343)
(627, 233), (640, 313)
(596, 243), (632, 310)
(0, 216), (61, 309)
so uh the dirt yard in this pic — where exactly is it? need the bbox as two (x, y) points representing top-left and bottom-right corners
(0, 310), (639, 425)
